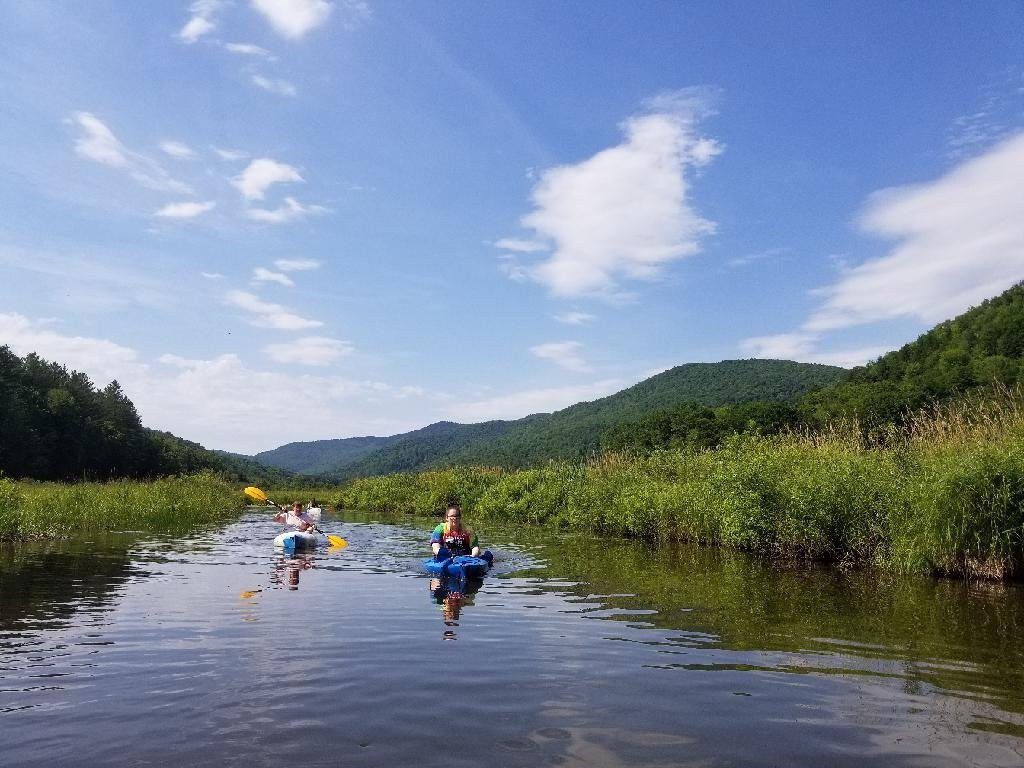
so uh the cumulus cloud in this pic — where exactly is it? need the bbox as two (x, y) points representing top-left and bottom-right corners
(232, 158), (303, 200)
(530, 341), (592, 373)
(251, 0), (334, 38)
(739, 332), (887, 368)
(159, 140), (195, 159)
(500, 88), (721, 298)
(225, 289), (323, 329)
(251, 74), (297, 97)
(178, 0), (223, 43)
(445, 379), (621, 423)
(806, 131), (1024, 332)
(553, 311), (595, 325)
(274, 258), (321, 271)
(70, 112), (192, 194)
(0, 312), (143, 387)
(739, 130), (1024, 365)
(247, 197), (329, 224)
(156, 200), (216, 218)
(495, 238), (547, 253)
(252, 266), (295, 286)
(264, 335), (354, 365)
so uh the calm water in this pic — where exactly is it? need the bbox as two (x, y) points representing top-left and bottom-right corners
(2, 509), (1023, 767)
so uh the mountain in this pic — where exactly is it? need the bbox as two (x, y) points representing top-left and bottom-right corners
(259, 358), (846, 477)
(799, 281), (1024, 426)
(444, 359), (847, 468)
(255, 436), (400, 475)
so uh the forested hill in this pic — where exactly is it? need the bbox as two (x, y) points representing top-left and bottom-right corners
(255, 436), (400, 475)
(0, 346), (302, 485)
(800, 281), (1024, 425)
(258, 358), (845, 477)
(442, 359), (846, 469)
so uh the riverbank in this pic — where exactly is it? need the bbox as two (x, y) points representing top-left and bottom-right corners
(331, 395), (1024, 579)
(0, 472), (245, 539)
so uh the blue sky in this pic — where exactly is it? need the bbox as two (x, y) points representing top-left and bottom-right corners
(1, 1), (1023, 453)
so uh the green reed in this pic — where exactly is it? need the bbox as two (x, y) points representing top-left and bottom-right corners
(0, 471), (245, 540)
(332, 391), (1024, 579)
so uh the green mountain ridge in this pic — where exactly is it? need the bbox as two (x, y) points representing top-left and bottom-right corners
(253, 358), (846, 478)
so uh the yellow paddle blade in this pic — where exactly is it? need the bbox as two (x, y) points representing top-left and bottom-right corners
(244, 486), (268, 503)
(240, 589), (262, 598)
(326, 535), (348, 548)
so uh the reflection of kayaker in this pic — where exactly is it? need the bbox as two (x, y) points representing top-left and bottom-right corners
(429, 576), (481, 631)
(272, 553), (314, 591)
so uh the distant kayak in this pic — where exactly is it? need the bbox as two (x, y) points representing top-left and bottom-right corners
(424, 553), (492, 579)
(274, 531), (318, 550)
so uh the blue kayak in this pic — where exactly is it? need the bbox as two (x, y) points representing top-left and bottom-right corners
(424, 552), (492, 579)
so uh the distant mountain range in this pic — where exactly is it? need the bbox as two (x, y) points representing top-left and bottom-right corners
(254, 358), (846, 479)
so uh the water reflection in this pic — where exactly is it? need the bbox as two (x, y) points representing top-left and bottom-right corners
(271, 552), (315, 591)
(428, 576), (483, 638)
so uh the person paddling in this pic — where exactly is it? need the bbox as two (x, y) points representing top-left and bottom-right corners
(274, 500), (315, 533)
(431, 503), (479, 558)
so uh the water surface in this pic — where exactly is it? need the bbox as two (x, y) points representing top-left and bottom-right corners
(2, 510), (1023, 767)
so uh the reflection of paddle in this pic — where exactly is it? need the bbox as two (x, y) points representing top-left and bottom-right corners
(244, 486), (348, 548)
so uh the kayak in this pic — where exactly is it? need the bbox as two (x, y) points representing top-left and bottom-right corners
(274, 531), (318, 550)
(423, 552), (492, 579)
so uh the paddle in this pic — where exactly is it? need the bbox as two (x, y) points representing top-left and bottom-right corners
(243, 486), (348, 548)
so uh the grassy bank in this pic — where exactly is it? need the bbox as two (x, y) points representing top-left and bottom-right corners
(332, 395), (1024, 579)
(0, 471), (246, 540)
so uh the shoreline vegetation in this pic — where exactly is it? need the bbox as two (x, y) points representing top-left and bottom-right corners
(329, 390), (1024, 581)
(0, 472), (245, 540)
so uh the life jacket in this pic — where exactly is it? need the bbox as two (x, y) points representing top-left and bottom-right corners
(439, 522), (474, 556)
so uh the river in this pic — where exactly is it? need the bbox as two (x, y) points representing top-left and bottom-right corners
(2, 509), (1023, 766)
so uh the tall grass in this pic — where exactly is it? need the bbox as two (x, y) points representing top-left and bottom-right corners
(0, 471), (245, 540)
(332, 391), (1024, 579)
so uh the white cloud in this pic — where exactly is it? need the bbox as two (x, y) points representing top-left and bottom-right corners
(501, 88), (721, 298)
(494, 238), (547, 253)
(739, 130), (1024, 366)
(264, 336), (354, 365)
(156, 200), (216, 218)
(805, 131), (1024, 333)
(739, 332), (885, 369)
(70, 112), (192, 194)
(232, 158), (303, 200)
(445, 379), (621, 422)
(225, 290), (322, 330)
(73, 112), (127, 166)
(247, 197), (328, 224)
(160, 140), (195, 159)
(225, 42), (275, 58)
(274, 258), (321, 271)
(178, 0), (223, 44)
(251, 74), (297, 97)
(0, 313), (427, 453)
(213, 146), (248, 161)
(529, 341), (592, 373)
(252, 266), (295, 286)
(201, 271), (224, 280)
(553, 311), (595, 325)
(251, 0), (334, 39)
(0, 312), (143, 387)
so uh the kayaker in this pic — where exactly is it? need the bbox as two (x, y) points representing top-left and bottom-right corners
(274, 500), (315, 532)
(430, 502), (480, 558)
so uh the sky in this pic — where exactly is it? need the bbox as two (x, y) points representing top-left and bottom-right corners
(1, 1), (1023, 454)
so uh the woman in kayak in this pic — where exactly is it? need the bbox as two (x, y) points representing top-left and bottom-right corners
(430, 502), (480, 558)
(274, 501), (315, 533)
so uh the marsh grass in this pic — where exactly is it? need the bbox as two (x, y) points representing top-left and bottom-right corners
(0, 471), (244, 540)
(334, 390), (1024, 579)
